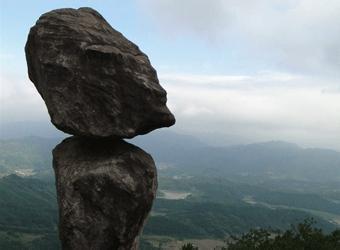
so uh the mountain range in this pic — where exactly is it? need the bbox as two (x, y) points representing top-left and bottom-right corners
(1, 129), (339, 183)
(0, 128), (339, 249)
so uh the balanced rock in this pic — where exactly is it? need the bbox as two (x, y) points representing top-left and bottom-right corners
(25, 7), (175, 138)
(53, 137), (157, 250)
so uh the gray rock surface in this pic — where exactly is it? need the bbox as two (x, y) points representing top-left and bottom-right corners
(25, 7), (175, 138)
(53, 136), (157, 250)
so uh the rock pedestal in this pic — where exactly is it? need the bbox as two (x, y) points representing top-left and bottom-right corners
(53, 137), (157, 250)
(26, 7), (175, 250)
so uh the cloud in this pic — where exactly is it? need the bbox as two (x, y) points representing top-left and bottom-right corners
(0, 73), (48, 123)
(1, 69), (339, 150)
(136, 0), (340, 149)
(138, 0), (340, 75)
(160, 71), (340, 150)
(137, 0), (227, 42)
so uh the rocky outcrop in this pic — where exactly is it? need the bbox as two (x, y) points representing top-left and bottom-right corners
(53, 137), (157, 250)
(25, 7), (175, 138)
(26, 7), (175, 250)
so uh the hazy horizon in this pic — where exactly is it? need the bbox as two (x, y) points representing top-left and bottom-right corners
(1, 0), (339, 151)
(1, 120), (340, 153)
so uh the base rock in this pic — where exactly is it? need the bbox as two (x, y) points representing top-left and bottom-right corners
(53, 137), (157, 250)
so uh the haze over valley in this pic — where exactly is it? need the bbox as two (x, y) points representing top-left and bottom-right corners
(0, 127), (339, 249)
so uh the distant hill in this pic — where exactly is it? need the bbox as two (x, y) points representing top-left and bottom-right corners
(0, 121), (65, 139)
(133, 131), (340, 182)
(0, 132), (339, 182)
(0, 136), (61, 178)
(0, 133), (339, 249)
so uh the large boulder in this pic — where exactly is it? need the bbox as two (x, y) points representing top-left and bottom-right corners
(25, 7), (175, 138)
(53, 136), (157, 250)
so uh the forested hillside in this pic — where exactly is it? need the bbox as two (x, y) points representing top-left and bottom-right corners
(0, 175), (59, 249)
(0, 134), (339, 249)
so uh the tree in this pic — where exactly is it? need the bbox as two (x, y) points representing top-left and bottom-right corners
(182, 242), (199, 250)
(225, 218), (340, 250)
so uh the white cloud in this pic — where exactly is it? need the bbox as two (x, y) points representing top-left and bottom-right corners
(138, 0), (340, 75)
(1, 69), (339, 150)
(0, 73), (48, 123)
(160, 71), (340, 150)
(141, 0), (340, 150)
(137, 0), (227, 41)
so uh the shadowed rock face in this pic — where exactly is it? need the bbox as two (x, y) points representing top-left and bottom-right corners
(53, 137), (157, 250)
(26, 7), (175, 249)
(25, 7), (175, 138)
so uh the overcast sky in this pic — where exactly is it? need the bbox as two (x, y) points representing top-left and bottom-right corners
(0, 0), (339, 150)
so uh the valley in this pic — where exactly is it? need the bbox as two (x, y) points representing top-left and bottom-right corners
(0, 132), (339, 249)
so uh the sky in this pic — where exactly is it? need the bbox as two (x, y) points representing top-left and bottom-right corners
(0, 0), (339, 150)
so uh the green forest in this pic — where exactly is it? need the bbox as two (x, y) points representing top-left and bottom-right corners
(0, 136), (339, 249)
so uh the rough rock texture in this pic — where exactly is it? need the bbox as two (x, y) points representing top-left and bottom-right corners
(53, 137), (157, 250)
(25, 7), (175, 138)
